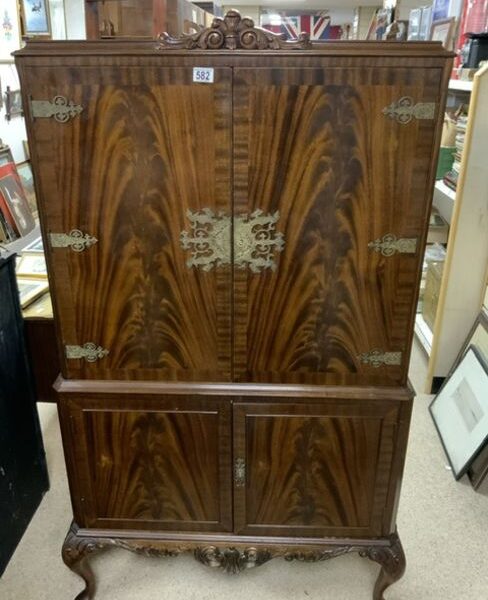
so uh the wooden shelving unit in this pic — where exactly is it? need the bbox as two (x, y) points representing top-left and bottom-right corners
(419, 65), (488, 392)
(448, 79), (474, 92)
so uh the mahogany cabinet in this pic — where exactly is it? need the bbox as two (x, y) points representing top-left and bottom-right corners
(15, 11), (452, 599)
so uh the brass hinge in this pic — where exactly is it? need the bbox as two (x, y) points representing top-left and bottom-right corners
(234, 458), (246, 487)
(49, 230), (98, 252)
(30, 96), (83, 123)
(359, 350), (402, 368)
(382, 96), (436, 125)
(368, 234), (417, 257)
(65, 343), (109, 363)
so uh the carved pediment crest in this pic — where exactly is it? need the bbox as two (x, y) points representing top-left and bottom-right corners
(158, 10), (312, 50)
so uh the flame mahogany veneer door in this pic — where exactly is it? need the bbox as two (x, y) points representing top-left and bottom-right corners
(58, 393), (233, 532)
(233, 399), (407, 538)
(23, 65), (232, 381)
(232, 66), (444, 387)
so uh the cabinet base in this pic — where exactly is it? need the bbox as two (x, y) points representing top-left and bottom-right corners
(62, 522), (406, 600)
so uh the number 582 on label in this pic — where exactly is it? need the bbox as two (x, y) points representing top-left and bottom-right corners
(193, 67), (214, 83)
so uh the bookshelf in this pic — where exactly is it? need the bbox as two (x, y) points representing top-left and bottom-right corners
(421, 64), (488, 392)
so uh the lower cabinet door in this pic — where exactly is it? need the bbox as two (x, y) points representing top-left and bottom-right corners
(59, 394), (233, 532)
(233, 400), (402, 537)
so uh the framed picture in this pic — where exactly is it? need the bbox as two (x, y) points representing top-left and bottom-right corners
(407, 7), (422, 40)
(0, 0), (22, 61)
(16, 252), (47, 278)
(17, 277), (49, 308)
(0, 163), (35, 236)
(16, 161), (37, 216)
(4, 86), (23, 121)
(430, 17), (456, 49)
(20, 0), (51, 36)
(452, 309), (488, 368)
(22, 235), (44, 253)
(419, 5), (433, 41)
(451, 309), (488, 490)
(432, 0), (450, 22)
(0, 144), (14, 166)
(430, 346), (488, 479)
(468, 442), (488, 490)
(22, 291), (52, 318)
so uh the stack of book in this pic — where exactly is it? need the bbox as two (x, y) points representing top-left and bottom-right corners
(443, 113), (468, 192)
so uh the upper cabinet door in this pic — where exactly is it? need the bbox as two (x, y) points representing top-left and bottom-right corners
(233, 65), (445, 386)
(23, 65), (232, 381)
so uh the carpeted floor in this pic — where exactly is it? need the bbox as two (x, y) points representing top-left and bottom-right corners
(1, 343), (487, 599)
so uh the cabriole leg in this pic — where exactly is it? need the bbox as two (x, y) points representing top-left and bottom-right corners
(62, 523), (106, 600)
(361, 532), (406, 600)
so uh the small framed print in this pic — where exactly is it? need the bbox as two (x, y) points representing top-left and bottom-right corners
(22, 291), (52, 318)
(430, 347), (488, 479)
(432, 0), (450, 22)
(4, 86), (23, 121)
(16, 253), (47, 278)
(430, 17), (456, 49)
(20, 0), (51, 37)
(22, 236), (44, 253)
(0, 144), (14, 167)
(16, 161), (37, 217)
(17, 277), (49, 308)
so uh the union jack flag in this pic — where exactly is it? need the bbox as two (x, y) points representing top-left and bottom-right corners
(263, 15), (343, 41)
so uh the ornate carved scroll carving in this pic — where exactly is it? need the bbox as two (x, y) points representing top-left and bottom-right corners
(194, 546), (273, 573)
(157, 10), (312, 50)
(62, 523), (406, 600)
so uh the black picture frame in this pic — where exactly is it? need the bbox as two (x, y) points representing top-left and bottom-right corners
(429, 346), (488, 481)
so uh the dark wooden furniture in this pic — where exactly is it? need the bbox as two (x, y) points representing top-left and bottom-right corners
(0, 252), (49, 575)
(15, 12), (452, 599)
(24, 317), (59, 403)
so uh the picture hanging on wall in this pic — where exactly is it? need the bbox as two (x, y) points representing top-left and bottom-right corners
(20, 0), (51, 36)
(4, 86), (23, 121)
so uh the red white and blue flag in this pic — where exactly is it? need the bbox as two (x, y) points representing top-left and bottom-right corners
(264, 15), (342, 41)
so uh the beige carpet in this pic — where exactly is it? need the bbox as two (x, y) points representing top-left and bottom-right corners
(1, 392), (487, 600)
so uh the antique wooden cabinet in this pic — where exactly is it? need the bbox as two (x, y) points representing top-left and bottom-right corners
(15, 12), (452, 599)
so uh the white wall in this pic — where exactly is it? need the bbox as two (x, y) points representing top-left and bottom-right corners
(0, 64), (27, 163)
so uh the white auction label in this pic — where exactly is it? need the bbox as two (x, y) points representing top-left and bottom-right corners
(193, 67), (214, 83)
